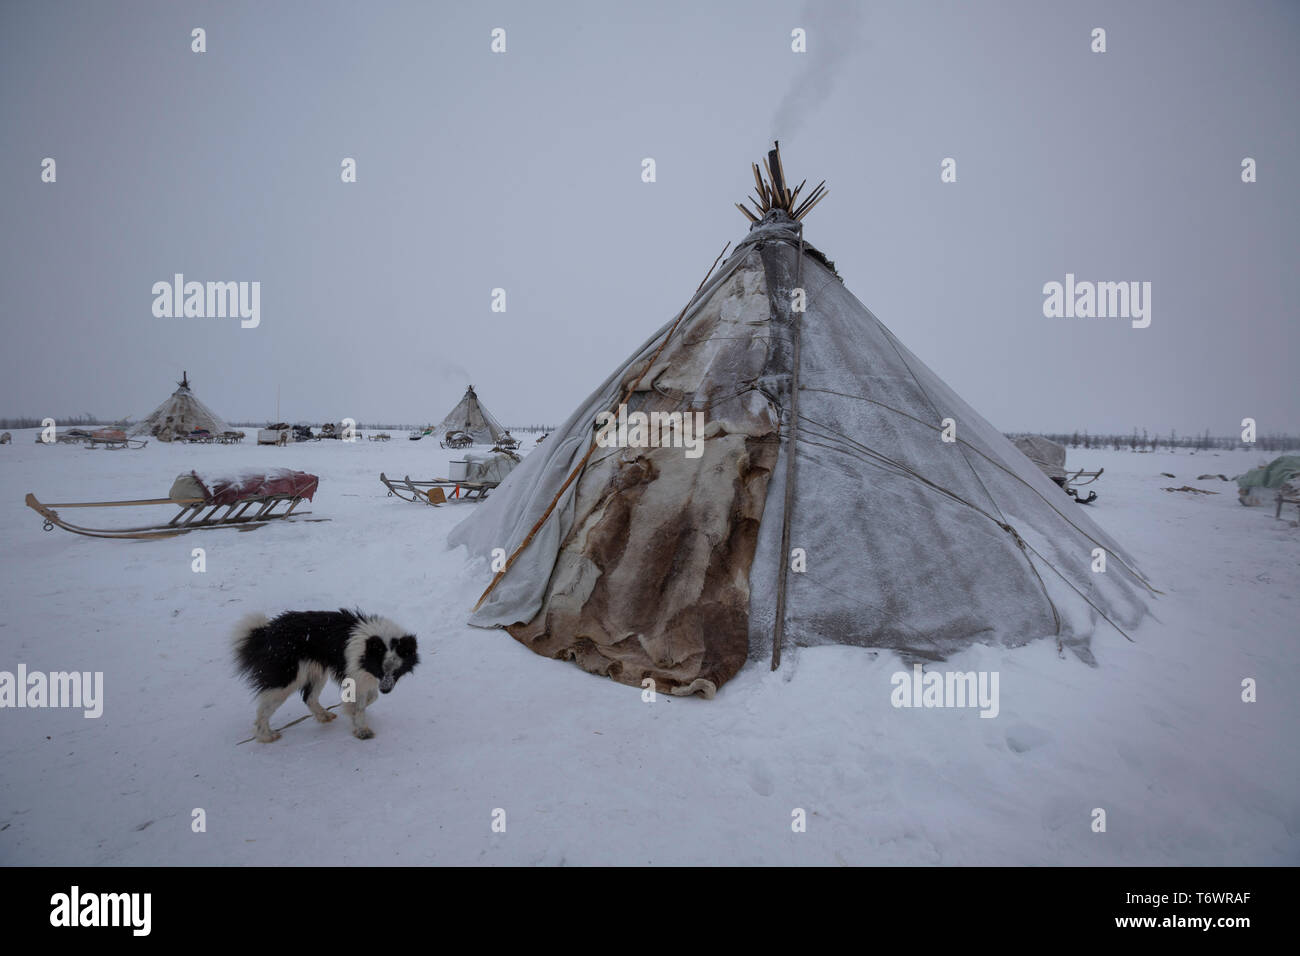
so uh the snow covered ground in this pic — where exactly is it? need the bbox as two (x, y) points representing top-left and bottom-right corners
(0, 432), (1296, 865)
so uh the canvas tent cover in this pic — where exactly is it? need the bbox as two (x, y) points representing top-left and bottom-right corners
(435, 386), (507, 445)
(450, 213), (1152, 697)
(1012, 436), (1068, 481)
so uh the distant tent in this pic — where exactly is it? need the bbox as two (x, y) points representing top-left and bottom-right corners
(450, 144), (1155, 698)
(130, 372), (230, 443)
(434, 385), (508, 445)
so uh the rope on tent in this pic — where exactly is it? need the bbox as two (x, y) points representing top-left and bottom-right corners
(793, 419), (1139, 643)
(870, 319), (1161, 595)
(782, 424), (1070, 639)
(771, 220), (806, 671)
(749, 252), (1156, 595)
(471, 241), (734, 613)
(718, 231), (1144, 646)
(871, 327), (1062, 635)
(798, 385), (1159, 594)
(993, 518), (1063, 636)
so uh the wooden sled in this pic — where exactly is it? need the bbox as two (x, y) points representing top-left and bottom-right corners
(37, 430), (93, 446)
(439, 431), (473, 449)
(26, 470), (323, 540)
(84, 438), (148, 449)
(379, 471), (496, 505)
(84, 431), (147, 450)
(1276, 481), (1300, 520)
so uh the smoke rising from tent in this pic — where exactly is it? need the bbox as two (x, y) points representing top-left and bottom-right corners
(771, 1), (865, 140)
(434, 359), (473, 390)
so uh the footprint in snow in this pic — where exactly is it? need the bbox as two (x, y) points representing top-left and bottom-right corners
(1005, 724), (1053, 754)
(747, 761), (775, 796)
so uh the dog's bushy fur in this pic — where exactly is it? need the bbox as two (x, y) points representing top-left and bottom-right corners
(232, 608), (418, 742)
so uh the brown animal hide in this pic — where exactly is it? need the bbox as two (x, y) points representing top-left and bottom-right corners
(506, 259), (779, 696)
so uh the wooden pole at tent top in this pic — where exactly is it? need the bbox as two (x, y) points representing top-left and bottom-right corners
(736, 142), (828, 223)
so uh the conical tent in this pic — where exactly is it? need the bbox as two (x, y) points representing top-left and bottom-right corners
(450, 147), (1154, 698)
(130, 372), (230, 442)
(435, 385), (508, 444)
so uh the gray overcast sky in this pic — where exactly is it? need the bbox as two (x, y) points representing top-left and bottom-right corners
(2, 0), (1297, 434)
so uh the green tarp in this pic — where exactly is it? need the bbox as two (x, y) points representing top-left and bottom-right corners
(1236, 456), (1300, 490)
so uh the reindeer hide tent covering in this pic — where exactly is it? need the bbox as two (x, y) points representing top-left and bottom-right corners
(450, 177), (1152, 698)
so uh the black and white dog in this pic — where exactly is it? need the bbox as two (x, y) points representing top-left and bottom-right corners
(232, 609), (419, 742)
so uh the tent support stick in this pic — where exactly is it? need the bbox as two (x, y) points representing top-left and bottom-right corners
(771, 224), (804, 671)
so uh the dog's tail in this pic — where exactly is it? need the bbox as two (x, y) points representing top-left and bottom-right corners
(230, 612), (270, 670)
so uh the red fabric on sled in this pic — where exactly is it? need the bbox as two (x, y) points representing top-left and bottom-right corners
(178, 469), (319, 505)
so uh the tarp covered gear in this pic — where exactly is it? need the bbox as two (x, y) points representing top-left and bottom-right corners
(1013, 436), (1068, 482)
(1236, 455), (1300, 506)
(1236, 456), (1300, 491)
(462, 450), (521, 485)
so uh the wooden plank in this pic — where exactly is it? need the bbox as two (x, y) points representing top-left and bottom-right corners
(794, 188), (827, 220)
(35, 496), (201, 508)
(792, 180), (826, 218)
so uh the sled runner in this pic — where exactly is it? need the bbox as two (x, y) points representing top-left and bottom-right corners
(1062, 467), (1103, 505)
(26, 469), (322, 539)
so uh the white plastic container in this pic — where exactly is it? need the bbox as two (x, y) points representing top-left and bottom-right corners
(448, 460), (469, 481)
